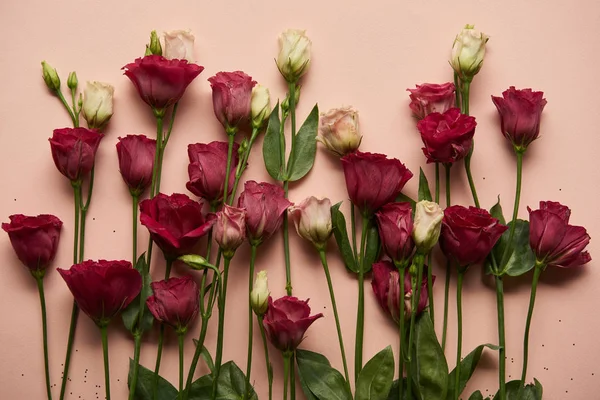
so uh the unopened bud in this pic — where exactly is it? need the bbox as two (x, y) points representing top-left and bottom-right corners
(250, 271), (270, 316)
(67, 71), (78, 91)
(148, 30), (162, 56)
(41, 61), (60, 92)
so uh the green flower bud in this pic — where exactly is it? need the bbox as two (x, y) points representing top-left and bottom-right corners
(251, 85), (271, 130)
(67, 71), (78, 91)
(41, 61), (60, 92)
(148, 30), (162, 56)
(250, 271), (270, 316)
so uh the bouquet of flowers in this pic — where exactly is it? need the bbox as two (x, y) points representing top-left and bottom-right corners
(4, 24), (591, 400)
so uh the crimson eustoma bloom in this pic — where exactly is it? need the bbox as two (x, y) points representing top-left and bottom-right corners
(147, 275), (200, 333)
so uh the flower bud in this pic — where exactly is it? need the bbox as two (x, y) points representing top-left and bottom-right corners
(276, 29), (311, 83)
(450, 24), (489, 82)
(163, 30), (195, 61)
(67, 71), (78, 91)
(281, 84), (301, 116)
(250, 271), (270, 316)
(178, 254), (212, 270)
(82, 81), (114, 130)
(318, 107), (362, 157)
(289, 197), (332, 250)
(214, 205), (247, 257)
(238, 138), (249, 158)
(41, 61), (60, 92)
(251, 85), (271, 129)
(148, 30), (162, 56)
(412, 200), (443, 254)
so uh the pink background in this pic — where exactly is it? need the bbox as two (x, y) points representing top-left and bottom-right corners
(1, 0), (599, 399)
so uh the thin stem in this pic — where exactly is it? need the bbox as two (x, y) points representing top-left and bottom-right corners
(406, 255), (425, 399)
(152, 325), (165, 400)
(72, 185), (81, 263)
(495, 276), (507, 400)
(229, 128), (260, 203)
(100, 325), (111, 400)
(178, 333), (185, 400)
(350, 205), (358, 260)
(435, 162), (440, 203)
(461, 81), (470, 116)
(427, 162), (439, 327)
(258, 316), (273, 400)
(501, 152), (524, 266)
(318, 250), (351, 387)
(453, 72), (461, 109)
(150, 117), (164, 197)
(128, 334), (142, 400)
(56, 90), (78, 127)
(212, 256), (232, 397)
(454, 271), (464, 400)
(394, 263), (406, 400)
(164, 258), (173, 280)
(132, 195), (139, 264)
(283, 353), (290, 400)
(282, 187), (292, 295)
(290, 352), (296, 400)
(355, 216), (369, 380)
(245, 246), (258, 399)
(163, 102), (179, 146)
(35, 275), (53, 400)
(521, 264), (543, 386)
(183, 319), (208, 400)
(286, 82), (298, 176)
(222, 133), (236, 204)
(460, 80), (480, 208)
(442, 163), (452, 352)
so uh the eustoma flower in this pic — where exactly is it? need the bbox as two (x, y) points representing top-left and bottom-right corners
(450, 24), (489, 82)
(341, 151), (413, 215)
(2, 214), (63, 274)
(147, 275), (200, 333)
(250, 271), (270, 316)
(238, 181), (292, 245)
(375, 202), (414, 265)
(318, 106), (362, 157)
(162, 30), (195, 61)
(251, 85), (271, 130)
(528, 201), (591, 268)
(116, 135), (156, 197)
(263, 296), (323, 352)
(139, 193), (215, 259)
(491, 87), (547, 152)
(371, 261), (433, 323)
(417, 108), (476, 164)
(289, 196), (332, 250)
(122, 55), (204, 113)
(49, 127), (103, 183)
(276, 29), (312, 83)
(412, 200), (443, 254)
(213, 204), (247, 257)
(82, 81), (114, 130)
(208, 71), (257, 131)
(186, 141), (239, 204)
(407, 83), (456, 120)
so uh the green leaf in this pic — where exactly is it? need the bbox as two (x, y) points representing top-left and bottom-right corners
(296, 349), (352, 400)
(127, 359), (177, 400)
(191, 340), (214, 374)
(216, 361), (258, 400)
(362, 221), (380, 274)
(467, 390), (487, 400)
(386, 379), (412, 400)
(446, 343), (499, 399)
(121, 254), (154, 334)
(262, 102), (284, 181)
(411, 313), (448, 400)
(489, 196), (506, 225)
(492, 220), (536, 276)
(396, 193), (416, 211)
(187, 374), (213, 400)
(287, 104), (319, 181)
(331, 202), (358, 273)
(418, 168), (432, 202)
(355, 346), (395, 400)
(498, 379), (543, 400)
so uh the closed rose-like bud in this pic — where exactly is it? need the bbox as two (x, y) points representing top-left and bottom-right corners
(116, 135), (156, 196)
(2, 214), (63, 275)
(186, 141), (239, 204)
(407, 83), (456, 120)
(238, 181), (292, 245)
(289, 197), (332, 250)
(41, 61), (60, 92)
(250, 271), (270, 316)
(281, 85), (301, 116)
(276, 29), (311, 83)
(67, 71), (78, 90)
(214, 205), (246, 257)
(146, 275), (199, 333)
(341, 151), (413, 215)
(148, 30), (162, 56)
(163, 30), (195, 61)
(251, 85), (271, 129)
(440, 205), (508, 268)
(82, 81), (114, 130)
(208, 71), (257, 131)
(263, 296), (323, 352)
(528, 201), (591, 268)
(58, 260), (142, 327)
(375, 202), (414, 264)
(491, 87), (547, 152)
(417, 108), (476, 164)
(318, 107), (362, 157)
(413, 200), (443, 253)
(49, 127), (103, 183)
(450, 24), (489, 82)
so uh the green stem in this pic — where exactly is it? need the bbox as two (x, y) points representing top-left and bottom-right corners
(162, 102), (179, 146)
(178, 333), (185, 400)
(183, 318), (209, 400)
(290, 352), (296, 400)
(283, 353), (290, 400)
(164, 258), (173, 280)
(318, 250), (351, 388)
(461, 81), (470, 116)
(212, 256), (232, 397)
(406, 255), (425, 399)
(35, 275), (53, 400)
(453, 72), (461, 109)
(245, 245), (258, 399)
(152, 325), (165, 400)
(258, 316), (273, 400)
(355, 216), (369, 380)
(128, 334), (142, 400)
(501, 151), (524, 266)
(495, 276), (506, 400)
(286, 82), (298, 176)
(230, 128), (259, 203)
(56, 90), (78, 127)
(521, 264), (543, 386)
(282, 185), (292, 296)
(350, 205), (358, 260)
(460, 80), (480, 208)
(426, 162), (440, 328)
(393, 262), (406, 400)
(454, 271), (464, 400)
(72, 184), (81, 263)
(223, 132), (236, 203)
(100, 325), (111, 400)
(442, 163), (452, 352)
(435, 162), (440, 203)
(150, 116), (164, 197)
(132, 195), (139, 264)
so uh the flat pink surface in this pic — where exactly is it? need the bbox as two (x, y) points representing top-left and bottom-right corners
(1, 1), (599, 399)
